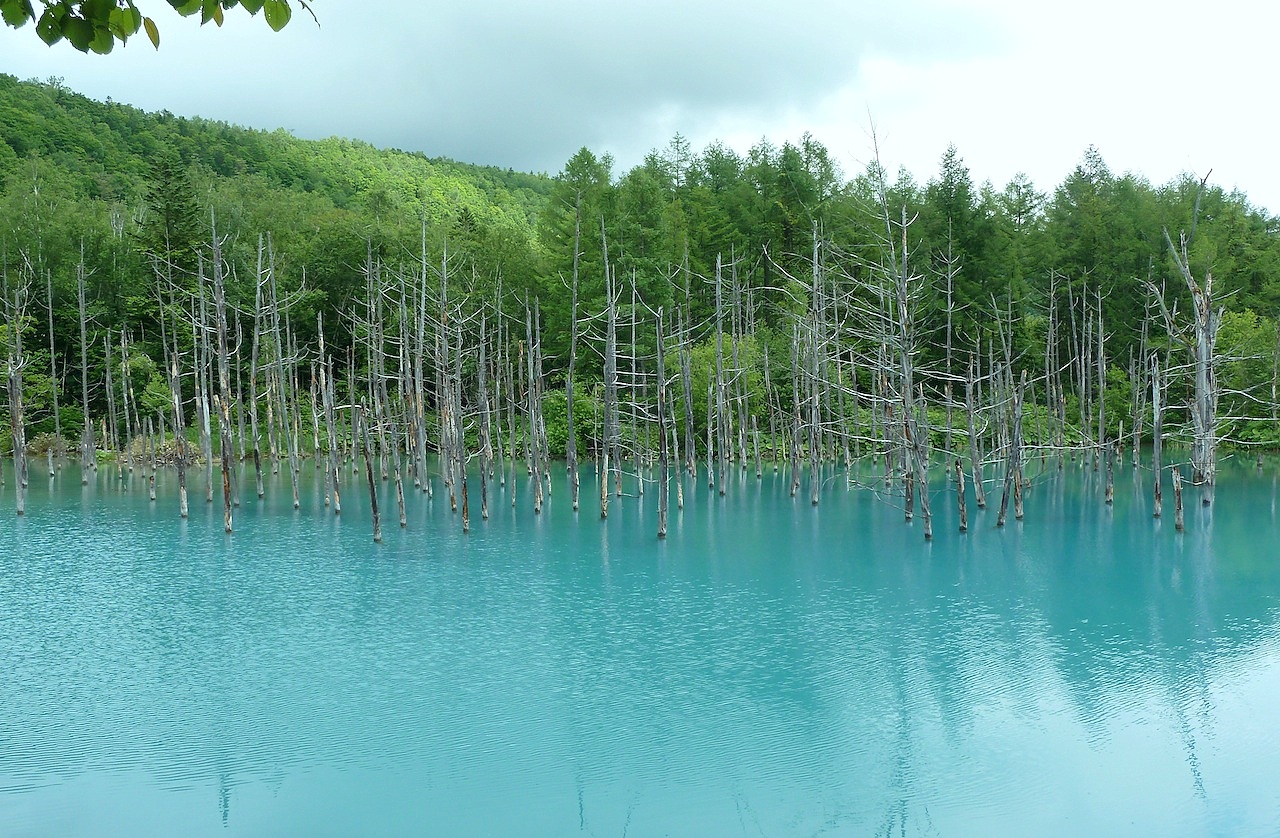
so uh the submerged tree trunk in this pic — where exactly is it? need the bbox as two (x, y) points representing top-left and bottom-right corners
(566, 198), (581, 512)
(997, 372), (1026, 528)
(656, 309), (669, 539)
(359, 405), (381, 543)
(78, 246), (96, 481)
(209, 226), (235, 534)
(1158, 209), (1223, 506)
(1152, 355), (1163, 519)
(168, 350), (188, 519)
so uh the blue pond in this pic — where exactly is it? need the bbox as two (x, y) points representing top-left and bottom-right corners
(2, 456), (1280, 836)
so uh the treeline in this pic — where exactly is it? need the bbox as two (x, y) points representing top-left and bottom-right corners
(0, 72), (550, 413)
(4, 74), (1280, 511)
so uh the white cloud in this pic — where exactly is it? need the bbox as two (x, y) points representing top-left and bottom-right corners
(1, 0), (1277, 212)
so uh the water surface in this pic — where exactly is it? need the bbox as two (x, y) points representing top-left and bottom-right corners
(3, 457), (1280, 836)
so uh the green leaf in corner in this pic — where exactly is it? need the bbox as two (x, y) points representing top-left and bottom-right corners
(1, 1), (36, 29)
(63, 16), (93, 50)
(262, 0), (290, 32)
(173, 0), (202, 16)
(35, 9), (63, 44)
(107, 6), (141, 37)
(89, 25), (114, 54)
(143, 15), (159, 47)
(241, 0), (265, 14)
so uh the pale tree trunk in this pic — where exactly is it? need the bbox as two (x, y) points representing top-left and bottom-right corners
(209, 222), (235, 533)
(44, 269), (61, 464)
(1156, 192), (1222, 505)
(566, 192), (581, 511)
(5, 271), (29, 514)
(1152, 355), (1164, 519)
(78, 247), (95, 481)
(656, 308), (669, 538)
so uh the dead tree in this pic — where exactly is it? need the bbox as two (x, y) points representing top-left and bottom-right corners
(165, 303), (188, 519)
(997, 372), (1027, 528)
(1149, 176), (1222, 505)
(249, 237), (268, 499)
(208, 222), (235, 533)
(44, 268), (61, 461)
(4, 266), (30, 515)
(1159, 224), (1223, 505)
(965, 356), (986, 508)
(566, 194), (582, 511)
(715, 254), (729, 496)
(77, 246), (95, 481)
(267, 237), (301, 509)
(656, 307), (669, 538)
(1152, 355), (1164, 518)
(358, 404), (381, 543)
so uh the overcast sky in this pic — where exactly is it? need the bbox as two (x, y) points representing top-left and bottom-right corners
(2, 0), (1277, 213)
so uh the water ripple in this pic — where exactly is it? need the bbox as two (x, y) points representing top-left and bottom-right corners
(3, 463), (1280, 834)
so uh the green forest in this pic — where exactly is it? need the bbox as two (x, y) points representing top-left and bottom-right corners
(3, 72), (1280, 528)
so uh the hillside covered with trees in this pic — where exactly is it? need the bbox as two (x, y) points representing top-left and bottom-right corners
(4, 73), (1280, 526)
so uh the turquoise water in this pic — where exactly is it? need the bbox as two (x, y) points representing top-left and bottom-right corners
(2, 456), (1280, 836)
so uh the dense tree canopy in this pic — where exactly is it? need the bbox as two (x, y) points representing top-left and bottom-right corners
(4, 74), (1280, 451)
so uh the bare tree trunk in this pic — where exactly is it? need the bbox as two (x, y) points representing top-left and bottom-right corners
(247, 238), (267, 499)
(916, 384), (933, 539)
(44, 269), (61, 462)
(208, 224), (235, 533)
(706, 381), (716, 491)
(762, 343), (778, 472)
(359, 405), (381, 543)
(566, 197), (581, 511)
(997, 372), (1026, 528)
(104, 331), (119, 473)
(714, 254), (728, 496)
(808, 316), (821, 507)
(5, 272), (29, 514)
(525, 297), (543, 515)
(1162, 227), (1222, 506)
(147, 416), (156, 501)
(680, 310), (695, 476)
(454, 321), (469, 534)
(120, 329), (135, 474)
(168, 346), (188, 519)
(752, 415), (762, 479)
(656, 308), (669, 538)
(194, 290), (213, 501)
(78, 248), (95, 482)
(479, 313), (493, 521)
(966, 356), (986, 509)
(1172, 467), (1184, 532)
(789, 325), (801, 497)
(267, 238), (300, 509)
(1152, 355), (1163, 518)
(1098, 292), (1112, 506)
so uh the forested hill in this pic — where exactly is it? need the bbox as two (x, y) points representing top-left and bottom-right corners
(0, 72), (554, 372)
(4, 73), (1280, 452)
(0, 73), (551, 224)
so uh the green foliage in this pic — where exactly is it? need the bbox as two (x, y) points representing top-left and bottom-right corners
(1216, 309), (1279, 445)
(541, 385), (598, 458)
(0, 0), (304, 53)
(138, 371), (172, 418)
(668, 331), (769, 448)
(5, 73), (1280, 456)
(135, 146), (203, 282)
